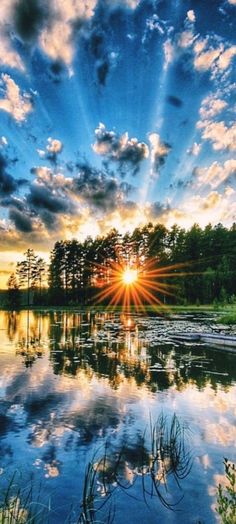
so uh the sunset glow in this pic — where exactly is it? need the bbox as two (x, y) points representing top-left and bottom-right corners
(94, 257), (189, 312)
(0, 0), (235, 284)
(122, 268), (138, 285)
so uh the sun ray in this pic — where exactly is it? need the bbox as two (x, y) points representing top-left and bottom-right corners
(90, 249), (193, 315)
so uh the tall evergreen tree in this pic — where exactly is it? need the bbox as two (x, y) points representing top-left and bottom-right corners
(16, 249), (38, 307)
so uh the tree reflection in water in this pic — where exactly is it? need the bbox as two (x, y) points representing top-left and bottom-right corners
(7, 311), (44, 367)
(78, 413), (192, 523)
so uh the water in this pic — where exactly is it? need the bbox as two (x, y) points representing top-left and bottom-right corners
(0, 310), (235, 523)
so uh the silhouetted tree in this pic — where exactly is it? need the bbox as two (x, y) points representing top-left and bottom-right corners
(7, 273), (20, 309)
(16, 249), (46, 306)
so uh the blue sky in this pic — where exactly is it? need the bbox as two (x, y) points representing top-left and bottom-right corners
(0, 0), (236, 280)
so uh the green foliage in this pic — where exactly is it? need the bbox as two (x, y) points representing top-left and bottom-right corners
(218, 313), (236, 325)
(12, 220), (236, 306)
(16, 249), (47, 307)
(47, 221), (236, 306)
(216, 459), (236, 524)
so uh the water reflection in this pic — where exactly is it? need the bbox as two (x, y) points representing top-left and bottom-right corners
(2, 310), (235, 391)
(0, 310), (235, 523)
(78, 414), (192, 523)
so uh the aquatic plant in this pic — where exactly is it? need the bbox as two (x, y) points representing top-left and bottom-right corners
(0, 473), (50, 524)
(77, 413), (192, 522)
(216, 459), (236, 524)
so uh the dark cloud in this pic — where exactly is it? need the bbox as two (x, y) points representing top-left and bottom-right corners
(73, 162), (129, 212)
(150, 201), (170, 217)
(47, 60), (68, 83)
(0, 196), (25, 210)
(13, 0), (49, 43)
(96, 58), (109, 85)
(88, 27), (105, 59)
(0, 154), (17, 197)
(0, 154), (27, 198)
(39, 210), (60, 230)
(93, 123), (149, 175)
(9, 207), (33, 232)
(82, 7), (115, 85)
(27, 184), (70, 214)
(166, 95), (183, 108)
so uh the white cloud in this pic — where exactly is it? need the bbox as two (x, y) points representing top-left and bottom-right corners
(0, 36), (25, 72)
(40, 22), (74, 66)
(47, 138), (63, 155)
(0, 136), (8, 147)
(0, 74), (32, 122)
(194, 39), (236, 75)
(178, 30), (195, 49)
(197, 120), (236, 151)
(195, 160), (236, 189)
(187, 10), (196, 23)
(187, 142), (201, 156)
(149, 133), (171, 172)
(199, 95), (227, 119)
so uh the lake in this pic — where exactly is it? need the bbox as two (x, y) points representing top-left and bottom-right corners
(0, 309), (235, 523)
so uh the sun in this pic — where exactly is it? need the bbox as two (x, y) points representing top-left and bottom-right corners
(122, 268), (138, 285)
(92, 251), (191, 313)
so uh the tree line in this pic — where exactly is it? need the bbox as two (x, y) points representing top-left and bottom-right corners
(6, 222), (236, 307)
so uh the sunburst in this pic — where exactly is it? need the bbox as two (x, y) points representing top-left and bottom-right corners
(93, 256), (190, 313)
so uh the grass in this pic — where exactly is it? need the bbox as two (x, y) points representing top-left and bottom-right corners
(216, 459), (236, 524)
(218, 313), (236, 325)
(0, 303), (232, 313)
(0, 473), (50, 523)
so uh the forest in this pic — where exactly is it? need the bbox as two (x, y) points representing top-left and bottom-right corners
(6, 221), (236, 307)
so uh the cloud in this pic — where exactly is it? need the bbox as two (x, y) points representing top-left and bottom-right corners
(193, 39), (236, 76)
(199, 95), (227, 119)
(46, 137), (63, 163)
(73, 162), (129, 211)
(36, 138), (63, 163)
(0, 1), (25, 71)
(187, 10), (195, 23)
(93, 123), (149, 175)
(27, 167), (73, 220)
(149, 133), (171, 173)
(9, 207), (33, 232)
(27, 184), (71, 214)
(0, 36), (25, 72)
(166, 95), (183, 108)
(0, 153), (27, 198)
(187, 142), (201, 156)
(13, 0), (49, 43)
(46, 138), (63, 154)
(40, 20), (74, 67)
(164, 11), (236, 82)
(0, 0), (97, 74)
(197, 120), (236, 151)
(194, 160), (236, 189)
(149, 201), (171, 218)
(96, 58), (109, 85)
(0, 154), (18, 196)
(0, 74), (33, 122)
